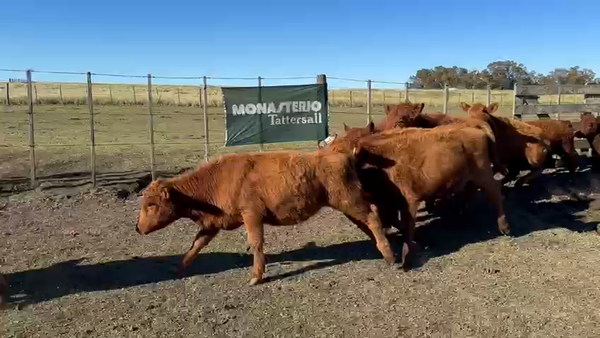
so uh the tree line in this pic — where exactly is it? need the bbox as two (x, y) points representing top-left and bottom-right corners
(408, 60), (598, 89)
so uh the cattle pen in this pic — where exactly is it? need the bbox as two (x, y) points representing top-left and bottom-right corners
(3, 69), (600, 337)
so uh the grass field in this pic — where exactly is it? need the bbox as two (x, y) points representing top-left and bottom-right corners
(0, 80), (586, 107)
(0, 102), (515, 182)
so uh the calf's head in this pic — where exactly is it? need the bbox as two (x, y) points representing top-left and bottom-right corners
(461, 102), (498, 122)
(578, 112), (598, 138)
(322, 122), (376, 153)
(383, 103), (425, 129)
(524, 136), (550, 167)
(136, 180), (181, 235)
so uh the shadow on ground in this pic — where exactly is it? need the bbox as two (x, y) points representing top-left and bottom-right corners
(5, 166), (600, 307)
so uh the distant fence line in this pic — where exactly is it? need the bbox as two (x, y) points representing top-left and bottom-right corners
(0, 69), (592, 192)
(0, 69), (531, 108)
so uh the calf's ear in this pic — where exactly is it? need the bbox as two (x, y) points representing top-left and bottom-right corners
(460, 102), (471, 112)
(487, 103), (499, 114)
(414, 103), (425, 114)
(367, 121), (375, 133)
(384, 104), (392, 115)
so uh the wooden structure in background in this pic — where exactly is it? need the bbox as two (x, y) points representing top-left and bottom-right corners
(513, 84), (600, 154)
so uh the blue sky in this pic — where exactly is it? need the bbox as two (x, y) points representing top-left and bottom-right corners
(1, 0), (599, 88)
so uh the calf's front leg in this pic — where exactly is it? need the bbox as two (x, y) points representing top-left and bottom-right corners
(179, 227), (220, 275)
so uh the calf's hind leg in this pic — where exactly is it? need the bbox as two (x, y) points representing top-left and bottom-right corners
(242, 212), (266, 286)
(343, 204), (396, 265)
(472, 169), (510, 235)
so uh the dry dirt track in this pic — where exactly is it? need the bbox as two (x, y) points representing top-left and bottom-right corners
(2, 166), (600, 337)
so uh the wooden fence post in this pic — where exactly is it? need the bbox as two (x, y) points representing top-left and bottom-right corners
(198, 85), (202, 108)
(59, 84), (64, 105)
(405, 82), (409, 103)
(108, 85), (113, 105)
(349, 90), (353, 107)
(133, 85), (137, 104)
(86, 72), (97, 187)
(177, 87), (181, 106)
(443, 83), (449, 114)
(257, 76), (264, 152)
(557, 84), (562, 120)
(512, 83), (517, 119)
(147, 74), (156, 180)
(317, 74), (328, 148)
(330, 89), (334, 106)
(5, 82), (10, 105)
(486, 85), (491, 106)
(366, 80), (372, 124)
(26, 70), (36, 188)
(202, 76), (210, 162)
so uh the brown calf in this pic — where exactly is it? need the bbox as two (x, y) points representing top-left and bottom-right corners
(575, 112), (600, 159)
(525, 119), (578, 172)
(462, 102), (550, 186)
(327, 123), (510, 268)
(377, 103), (425, 131)
(136, 149), (396, 285)
(380, 104), (507, 175)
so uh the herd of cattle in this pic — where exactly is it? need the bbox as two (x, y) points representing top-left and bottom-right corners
(132, 101), (600, 286)
(2, 102), (600, 308)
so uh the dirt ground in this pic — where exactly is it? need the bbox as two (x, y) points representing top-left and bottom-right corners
(2, 165), (600, 337)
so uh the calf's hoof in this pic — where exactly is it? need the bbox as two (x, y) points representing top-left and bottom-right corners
(249, 277), (263, 286)
(383, 254), (396, 266)
(498, 217), (510, 236)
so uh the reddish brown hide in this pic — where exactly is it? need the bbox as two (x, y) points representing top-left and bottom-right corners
(525, 119), (578, 172)
(462, 102), (550, 186)
(379, 104), (507, 176)
(575, 112), (600, 160)
(136, 149), (396, 285)
(377, 103), (425, 131)
(327, 123), (510, 268)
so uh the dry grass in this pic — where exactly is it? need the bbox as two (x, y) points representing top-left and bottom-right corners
(0, 103), (514, 180)
(0, 81), (586, 107)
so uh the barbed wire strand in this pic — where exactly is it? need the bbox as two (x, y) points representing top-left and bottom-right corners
(0, 68), (27, 73)
(35, 70), (87, 76)
(328, 76), (368, 83)
(371, 79), (409, 85)
(1, 69), (410, 84)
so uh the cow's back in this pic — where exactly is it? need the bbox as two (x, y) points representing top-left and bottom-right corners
(358, 127), (487, 199)
(215, 151), (359, 224)
(526, 120), (573, 143)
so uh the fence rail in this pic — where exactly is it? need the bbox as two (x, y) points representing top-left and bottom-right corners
(0, 69), (591, 192)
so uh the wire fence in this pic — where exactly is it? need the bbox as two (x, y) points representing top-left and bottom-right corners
(0, 68), (581, 190)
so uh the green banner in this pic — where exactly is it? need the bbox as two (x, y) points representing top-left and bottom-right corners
(222, 83), (328, 146)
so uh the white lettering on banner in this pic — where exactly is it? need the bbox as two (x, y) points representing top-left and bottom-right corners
(245, 104), (256, 115)
(231, 100), (323, 116)
(268, 113), (323, 126)
(232, 104), (245, 116)
(256, 103), (267, 115)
